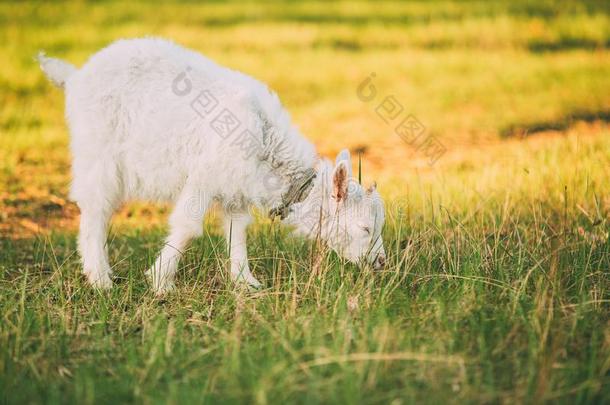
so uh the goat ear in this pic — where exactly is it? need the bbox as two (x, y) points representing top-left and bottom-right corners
(332, 161), (349, 202)
(335, 149), (352, 178)
(367, 181), (377, 194)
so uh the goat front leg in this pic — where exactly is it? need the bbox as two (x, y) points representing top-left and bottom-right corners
(146, 188), (209, 294)
(223, 211), (261, 290)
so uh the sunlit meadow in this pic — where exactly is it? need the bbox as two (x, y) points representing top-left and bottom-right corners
(0, 1), (609, 403)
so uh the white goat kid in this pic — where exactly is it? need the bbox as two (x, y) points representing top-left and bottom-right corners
(38, 38), (386, 293)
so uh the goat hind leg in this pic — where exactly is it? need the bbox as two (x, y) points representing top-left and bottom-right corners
(77, 199), (115, 289)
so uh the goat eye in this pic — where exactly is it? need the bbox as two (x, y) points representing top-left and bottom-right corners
(363, 226), (371, 235)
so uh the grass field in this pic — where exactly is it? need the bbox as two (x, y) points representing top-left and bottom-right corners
(1, 1), (609, 403)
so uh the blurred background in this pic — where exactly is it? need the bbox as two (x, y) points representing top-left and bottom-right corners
(1, 0), (609, 236)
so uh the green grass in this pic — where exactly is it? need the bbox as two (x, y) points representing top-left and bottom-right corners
(1, 1), (609, 403)
(1, 185), (608, 403)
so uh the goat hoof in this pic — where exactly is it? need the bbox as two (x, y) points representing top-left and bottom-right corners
(145, 268), (176, 295)
(87, 273), (113, 289)
(152, 280), (176, 296)
(242, 277), (262, 292)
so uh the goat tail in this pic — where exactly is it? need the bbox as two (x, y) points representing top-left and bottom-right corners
(37, 51), (76, 89)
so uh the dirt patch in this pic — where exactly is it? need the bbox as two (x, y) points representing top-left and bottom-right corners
(0, 190), (170, 240)
(500, 110), (610, 138)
